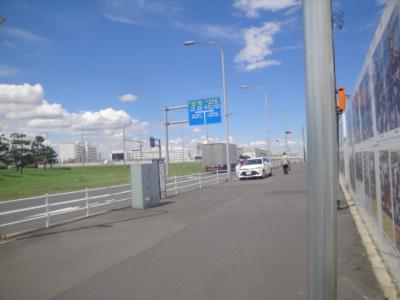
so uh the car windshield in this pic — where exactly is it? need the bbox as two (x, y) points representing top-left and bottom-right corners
(244, 159), (262, 165)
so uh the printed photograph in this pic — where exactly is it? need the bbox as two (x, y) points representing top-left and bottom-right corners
(356, 152), (363, 182)
(369, 152), (378, 219)
(383, 7), (400, 131)
(372, 41), (388, 134)
(352, 93), (362, 144)
(349, 150), (356, 192)
(390, 150), (400, 251)
(380, 151), (394, 241)
(363, 152), (371, 211)
(359, 71), (374, 141)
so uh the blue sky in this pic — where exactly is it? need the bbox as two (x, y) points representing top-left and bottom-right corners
(0, 0), (387, 156)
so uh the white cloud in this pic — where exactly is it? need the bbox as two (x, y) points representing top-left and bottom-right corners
(234, 0), (300, 18)
(6, 100), (67, 120)
(120, 93), (138, 102)
(80, 108), (132, 131)
(174, 21), (241, 42)
(102, 0), (181, 27)
(2, 27), (47, 43)
(0, 65), (21, 77)
(192, 127), (201, 133)
(0, 83), (149, 153)
(235, 22), (281, 72)
(0, 83), (44, 112)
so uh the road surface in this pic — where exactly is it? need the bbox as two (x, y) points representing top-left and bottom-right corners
(0, 164), (383, 299)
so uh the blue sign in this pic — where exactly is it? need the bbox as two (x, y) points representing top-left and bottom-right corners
(188, 97), (222, 126)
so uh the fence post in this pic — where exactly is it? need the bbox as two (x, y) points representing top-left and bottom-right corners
(45, 193), (49, 228)
(216, 169), (219, 184)
(85, 188), (89, 217)
(199, 172), (202, 189)
(174, 176), (178, 195)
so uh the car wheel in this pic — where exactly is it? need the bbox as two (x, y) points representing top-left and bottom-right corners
(269, 169), (272, 176)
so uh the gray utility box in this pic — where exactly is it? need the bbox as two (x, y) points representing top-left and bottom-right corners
(130, 163), (160, 209)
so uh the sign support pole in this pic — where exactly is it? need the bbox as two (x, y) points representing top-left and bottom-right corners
(164, 107), (169, 176)
(303, 0), (337, 299)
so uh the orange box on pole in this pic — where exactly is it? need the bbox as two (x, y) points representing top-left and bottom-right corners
(337, 87), (346, 112)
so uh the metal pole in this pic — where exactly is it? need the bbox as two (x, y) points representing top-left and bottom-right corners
(164, 107), (169, 176)
(123, 127), (126, 167)
(45, 193), (49, 228)
(263, 89), (270, 155)
(302, 125), (307, 162)
(284, 111), (288, 153)
(220, 45), (231, 179)
(303, 0), (337, 299)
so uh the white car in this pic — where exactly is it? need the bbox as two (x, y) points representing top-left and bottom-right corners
(238, 157), (272, 179)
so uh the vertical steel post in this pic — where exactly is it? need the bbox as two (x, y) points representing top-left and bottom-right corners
(219, 46), (231, 180)
(199, 172), (202, 189)
(123, 127), (126, 167)
(303, 0), (338, 299)
(85, 188), (89, 217)
(174, 176), (178, 195)
(45, 193), (49, 228)
(216, 168), (219, 184)
(164, 107), (169, 176)
(302, 125), (307, 162)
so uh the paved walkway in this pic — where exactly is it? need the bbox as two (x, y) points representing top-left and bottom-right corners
(0, 165), (384, 299)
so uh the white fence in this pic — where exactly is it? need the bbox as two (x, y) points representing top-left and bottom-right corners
(0, 170), (230, 238)
(165, 170), (229, 197)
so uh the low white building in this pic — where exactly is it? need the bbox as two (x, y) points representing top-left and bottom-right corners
(59, 141), (97, 163)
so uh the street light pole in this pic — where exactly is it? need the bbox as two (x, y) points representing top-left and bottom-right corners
(241, 85), (270, 155)
(184, 40), (231, 179)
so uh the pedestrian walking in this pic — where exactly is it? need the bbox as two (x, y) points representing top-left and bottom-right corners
(281, 152), (290, 175)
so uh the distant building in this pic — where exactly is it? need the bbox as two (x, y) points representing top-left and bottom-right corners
(237, 147), (269, 159)
(111, 147), (192, 162)
(59, 141), (97, 163)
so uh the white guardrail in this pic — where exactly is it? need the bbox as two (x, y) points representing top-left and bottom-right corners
(0, 170), (230, 238)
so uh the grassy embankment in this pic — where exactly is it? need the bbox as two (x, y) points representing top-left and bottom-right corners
(0, 162), (202, 201)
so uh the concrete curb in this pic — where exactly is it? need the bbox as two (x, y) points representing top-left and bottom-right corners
(340, 182), (399, 300)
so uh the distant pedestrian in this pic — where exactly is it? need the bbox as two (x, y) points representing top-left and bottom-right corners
(281, 152), (290, 175)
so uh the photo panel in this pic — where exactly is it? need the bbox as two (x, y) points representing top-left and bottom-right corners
(390, 150), (400, 251)
(369, 152), (378, 219)
(372, 40), (388, 134)
(363, 152), (371, 212)
(380, 150), (394, 241)
(383, 6), (400, 131)
(359, 71), (374, 141)
(349, 151), (356, 192)
(356, 152), (363, 182)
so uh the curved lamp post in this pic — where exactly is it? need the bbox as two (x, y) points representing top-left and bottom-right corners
(241, 84), (270, 154)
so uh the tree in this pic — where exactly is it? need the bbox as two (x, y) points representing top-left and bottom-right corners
(31, 135), (45, 168)
(9, 133), (32, 174)
(41, 145), (57, 169)
(0, 134), (10, 166)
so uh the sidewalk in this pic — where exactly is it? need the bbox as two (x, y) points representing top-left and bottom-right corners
(0, 165), (385, 299)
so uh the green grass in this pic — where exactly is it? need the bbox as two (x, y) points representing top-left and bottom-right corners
(168, 162), (203, 177)
(0, 162), (202, 201)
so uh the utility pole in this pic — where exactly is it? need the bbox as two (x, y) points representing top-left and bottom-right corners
(302, 126), (307, 162)
(123, 127), (126, 167)
(164, 107), (169, 175)
(303, 0), (337, 299)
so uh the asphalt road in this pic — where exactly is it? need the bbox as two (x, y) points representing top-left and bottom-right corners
(0, 164), (384, 299)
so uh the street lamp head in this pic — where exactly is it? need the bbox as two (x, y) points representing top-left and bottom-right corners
(0, 16), (6, 25)
(183, 40), (196, 46)
(241, 85), (249, 89)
